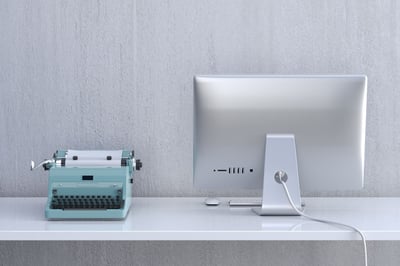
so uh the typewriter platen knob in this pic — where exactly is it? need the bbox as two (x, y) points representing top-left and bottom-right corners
(135, 159), (142, 171)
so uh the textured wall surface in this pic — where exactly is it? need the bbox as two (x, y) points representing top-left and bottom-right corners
(1, 0), (400, 197)
(0, 0), (136, 196)
(1, 0), (400, 265)
(1, 241), (400, 266)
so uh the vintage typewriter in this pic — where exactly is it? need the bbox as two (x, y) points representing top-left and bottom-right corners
(31, 149), (142, 220)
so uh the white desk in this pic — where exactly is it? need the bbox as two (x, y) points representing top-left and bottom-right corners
(0, 197), (399, 241)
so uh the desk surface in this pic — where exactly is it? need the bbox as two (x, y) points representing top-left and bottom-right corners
(0, 197), (399, 241)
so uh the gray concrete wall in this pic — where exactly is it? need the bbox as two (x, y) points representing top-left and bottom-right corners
(1, 241), (400, 266)
(1, 1), (399, 265)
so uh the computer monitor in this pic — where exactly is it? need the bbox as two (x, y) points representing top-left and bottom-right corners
(193, 75), (367, 215)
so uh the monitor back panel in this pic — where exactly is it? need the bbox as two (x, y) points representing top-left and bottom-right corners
(193, 75), (367, 192)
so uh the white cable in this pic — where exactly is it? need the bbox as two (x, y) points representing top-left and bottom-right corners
(279, 181), (368, 266)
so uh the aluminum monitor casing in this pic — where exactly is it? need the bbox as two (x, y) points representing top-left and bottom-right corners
(193, 75), (367, 192)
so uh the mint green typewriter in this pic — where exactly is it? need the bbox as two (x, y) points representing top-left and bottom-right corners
(31, 149), (142, 220)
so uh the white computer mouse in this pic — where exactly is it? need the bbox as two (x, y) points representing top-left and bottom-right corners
(204, 198), (220, 206)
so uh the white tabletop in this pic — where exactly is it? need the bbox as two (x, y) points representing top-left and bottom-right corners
(0, 197), (399, 241)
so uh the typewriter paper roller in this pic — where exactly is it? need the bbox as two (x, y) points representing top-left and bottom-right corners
(65, 150), (123, 167)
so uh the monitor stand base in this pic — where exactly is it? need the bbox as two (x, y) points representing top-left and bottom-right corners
(229, 199), (262, 207)
(252, 134), (302, 216)
(229, 199), (305, 208)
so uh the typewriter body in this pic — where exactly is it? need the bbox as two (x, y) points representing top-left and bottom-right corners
(31, 149), (142, 220)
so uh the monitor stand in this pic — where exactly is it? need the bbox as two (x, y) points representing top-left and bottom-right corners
(252, 134), (302, 216)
